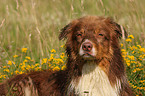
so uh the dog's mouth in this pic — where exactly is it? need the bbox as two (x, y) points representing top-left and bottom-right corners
(82, 52), (94, 57)
(82, 52), (96, 59)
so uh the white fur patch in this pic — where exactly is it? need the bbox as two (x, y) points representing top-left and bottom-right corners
(68, 62), (121, 96)
(24, 86), (31, 96)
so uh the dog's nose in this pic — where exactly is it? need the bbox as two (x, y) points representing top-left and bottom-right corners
(82, 42), (93, 51)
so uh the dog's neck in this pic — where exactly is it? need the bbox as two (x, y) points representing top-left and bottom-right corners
(68, 61), (121, 96)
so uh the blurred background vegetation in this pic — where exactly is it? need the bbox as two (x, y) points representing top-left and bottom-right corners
(0, 0), (144, 95)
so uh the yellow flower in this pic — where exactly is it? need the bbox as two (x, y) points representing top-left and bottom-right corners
(15, 70), (19, 74)
(25, 56), (31, 60)
(128, 55), (135, 60)
(139, 48), (145, 53)
(22, 48), (27, 53)
(126, 63), (130, 66)
(31, 65), (34, 69)
(51, 49), (56, 53)
(4, 69), (10, 73)
(35, 63), (40, 66)
(41, 58), (47, 64)
(126, 39), (132, 42)
(132, 46), (138, 49)
(3, 66), (7, 68)
(61, 65), (66, 70)
(23, 59), (28, 63)
(48, 54), (54, 61)
(19, 71), (24, 74)
(21, 65), (26, 71)
(26, 65), (31, 70)
(58, 59), (64, 64)
(7, 60), (15, 65)
(60, 45), (65, 48)
(11, 72), (13, 75)
(60, 53), (65, 59)
(128, 35), (134, 39)
(132, 51), (135, 54)
(121, 49), (126, 52)
(13, 55), (18, 58)
(1, 75), (7, 79)
(53, 66), (60, 71)
(35, 67), (41, 71)
(120, 43), (123, 47)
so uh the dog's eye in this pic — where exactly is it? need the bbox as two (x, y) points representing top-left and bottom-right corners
(98, 33), (104, 37)
(77, 33), (82, 37)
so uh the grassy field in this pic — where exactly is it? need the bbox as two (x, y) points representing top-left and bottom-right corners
(0, 0), (144, 95)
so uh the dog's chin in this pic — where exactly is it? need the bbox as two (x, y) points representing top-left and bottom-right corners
(81, 53), (96, 60)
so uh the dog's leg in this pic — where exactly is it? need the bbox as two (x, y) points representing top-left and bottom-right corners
(0, 76), (38, 96)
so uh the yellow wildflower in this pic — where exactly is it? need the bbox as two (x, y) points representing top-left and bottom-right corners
(31, 65), (34, 69)
(128, 55), (135, 60)
(7, 60), (15, 65)
(121, 49), (126, 52)
(15, 70), (19, 74)
(128, 35), (134, 39)
(48, 54), (54, 61)
(53, 66), (60, 71)
(58, 59), (64, 64)
(35, 63), (40, 66)
(51, 49), (56, 53)
(41, 58), (48, 64)
(35, 67), (41, 71)
(22, 48), (27, 53)
(19, 71), (24, 74)
(120, 43), (123, 47)
(13, 55), (18, 58)
(139, 48), (145, 53)
(133, 69), (137, 73)
(3, 66), (7, 68)
(60, 45), (65, 48)
(2, 75), (6, 79)
(60, 53), (65, 59)
(61, 65), (66, 70)
(126, 39), (132, 42)
(137, 45), (141, 49)
(132, 51), (135, 54)
(26, 65), (31, 70)
(4, 69), (10, 73)
(126, 63), (130, 66)
(23, 59), (28, 63)
(25, 56), (31, 60)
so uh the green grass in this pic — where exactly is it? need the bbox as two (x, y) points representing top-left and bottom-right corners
(0, 0), (145, 95)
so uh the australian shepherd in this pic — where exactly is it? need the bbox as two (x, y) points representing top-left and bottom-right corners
(0, 16), (134, 96)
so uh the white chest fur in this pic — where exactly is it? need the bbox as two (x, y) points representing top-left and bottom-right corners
(68, 63), (121, 96)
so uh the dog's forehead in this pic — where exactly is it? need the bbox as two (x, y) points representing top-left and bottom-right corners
(75, 17), (107, 32)
(74, 21), (108, 35)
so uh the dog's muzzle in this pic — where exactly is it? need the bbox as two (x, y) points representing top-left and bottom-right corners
(79, 39), (97, 59)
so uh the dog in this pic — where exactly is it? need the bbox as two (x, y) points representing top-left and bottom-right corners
(0, 16), (134, 96)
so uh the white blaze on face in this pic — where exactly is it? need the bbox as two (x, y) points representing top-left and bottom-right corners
(79, 39), (97, 58)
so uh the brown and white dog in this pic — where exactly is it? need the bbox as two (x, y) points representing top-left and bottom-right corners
(0, 16), (134, 96)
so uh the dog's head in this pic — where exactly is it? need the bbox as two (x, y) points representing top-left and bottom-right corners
(59, 16), (126, 61)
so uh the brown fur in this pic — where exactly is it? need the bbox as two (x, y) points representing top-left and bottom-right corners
(0, 16), (134, 96)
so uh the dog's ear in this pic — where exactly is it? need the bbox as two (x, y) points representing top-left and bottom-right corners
(105, 17), (127, 39)
(59, 20), (78, 40)
(113, 22), (127, 39)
